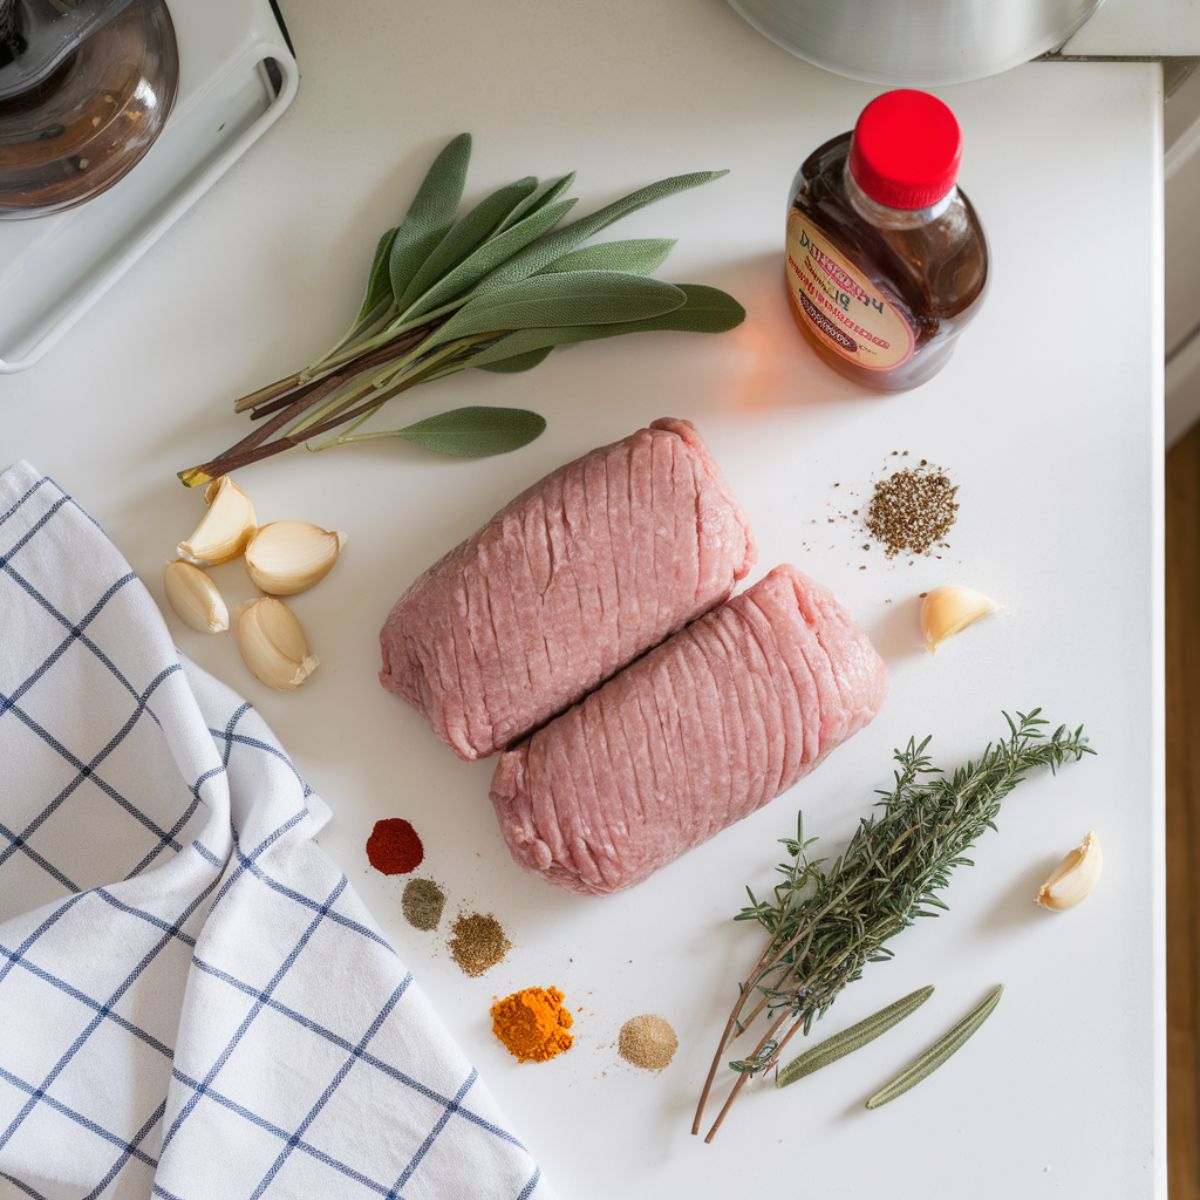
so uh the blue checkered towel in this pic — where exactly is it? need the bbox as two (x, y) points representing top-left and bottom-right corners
(0, 462), (552, 1200)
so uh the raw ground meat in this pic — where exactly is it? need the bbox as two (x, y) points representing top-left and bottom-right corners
(489, 564), (888, 895)
(379, 418), (756, 760)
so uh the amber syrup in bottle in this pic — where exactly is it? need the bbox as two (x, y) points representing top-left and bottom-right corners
(785, 89), (988, 392)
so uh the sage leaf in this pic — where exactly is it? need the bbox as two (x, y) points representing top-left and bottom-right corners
(495, 171), (577, 235)
(776, 986), (933, 1089)
(541, 238), (677, 277)
(388, 133), (473, 301)
(478, 347), (554, 374)
(355, 227), (399, 324)
(400, 198), (578, 322)
(394, 175), (539, 313)
(461, 283), (743, 369)
(470, 170), (728, 295)
(364, 406), (546, 457)
(425, 271), (686, 350)
(865, 985), (1003, 1110)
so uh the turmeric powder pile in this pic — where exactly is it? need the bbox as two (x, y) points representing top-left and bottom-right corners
(490, 986), (574, 1063)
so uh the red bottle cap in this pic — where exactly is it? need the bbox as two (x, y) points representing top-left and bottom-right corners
(848, 89), (962, 210)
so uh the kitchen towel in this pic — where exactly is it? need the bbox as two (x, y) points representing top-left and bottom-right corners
(0, 462), (552, 1200)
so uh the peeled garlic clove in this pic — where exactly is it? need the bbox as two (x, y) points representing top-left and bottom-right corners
(1036, 830), (1103, 911)
(235, 597), (319, 690)
(163, 560), (229, 634)
(244, 521), (347, 595)
(177, 476), (257, 565)
(920, 585), (1002, 654)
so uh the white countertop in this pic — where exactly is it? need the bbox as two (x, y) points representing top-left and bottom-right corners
(2, 2), (1165, 1197)
(1060, 0), (1200, 56)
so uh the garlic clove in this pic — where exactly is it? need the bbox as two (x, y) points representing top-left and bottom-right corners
(163, 560), (229, 634)
(920, 585), (1002, 654)
(243, 521), (347, 595)
(235, 597), (319, 690)
(1035, 830), (1103, 911)
(177, 476), (257, 565)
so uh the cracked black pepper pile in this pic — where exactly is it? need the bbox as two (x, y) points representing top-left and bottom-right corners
(865, 459), (959, 558)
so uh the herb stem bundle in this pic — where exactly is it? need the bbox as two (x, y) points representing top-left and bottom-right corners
(692, 710), (1093, 1143)
(179, 134), (744, 485)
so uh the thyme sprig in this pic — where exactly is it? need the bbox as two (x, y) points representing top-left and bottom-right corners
(693, 709), (1094, 1143)
(178, 134), (742, 485)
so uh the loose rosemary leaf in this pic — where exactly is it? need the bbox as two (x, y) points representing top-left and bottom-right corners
(363, 406), (546, 458)
(461, 283), (744, 369)
(425, 271), (686, 349)
(388, 132), (473, 300)
(469, 170), (728, 294)
(865, 984), (1003, 1109)
(393, 175), (538, 313)
(776, 986), (934, 1089)
(400, 198), (579, 322)
(541, 238), (678, 276)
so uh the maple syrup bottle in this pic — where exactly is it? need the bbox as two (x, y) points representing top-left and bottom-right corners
(786, 90), (988, 391)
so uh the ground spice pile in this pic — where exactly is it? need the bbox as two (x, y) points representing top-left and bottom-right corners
(618, 1014), (678, 1071)
(865, 459), (959, 558)
(401, 878), (445, 931)
(365, 818), (424, 875)
(449, 912), (511, 976)
(491, 986), (574, 1063)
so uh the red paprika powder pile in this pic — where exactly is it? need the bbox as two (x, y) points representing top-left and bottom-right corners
(366, 818), (424, 875)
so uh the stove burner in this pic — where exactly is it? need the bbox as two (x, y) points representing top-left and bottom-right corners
(0, 0), (26, 68)
(0, 0), (178, 217)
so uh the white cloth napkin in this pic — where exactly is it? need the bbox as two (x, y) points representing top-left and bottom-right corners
(0, 462), (553, 1200)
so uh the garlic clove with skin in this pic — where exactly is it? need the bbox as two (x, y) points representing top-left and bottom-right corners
(235, 597), (319, 690)
(243, 521), (347, 595)
(177, 476), (257, 565)
(1036, 831), (1103, 911)
(163, 560), (229, 634)
(920, 586), (1002, 654)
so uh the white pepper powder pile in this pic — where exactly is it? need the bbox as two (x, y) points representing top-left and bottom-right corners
(618, 1014), (679, 1071)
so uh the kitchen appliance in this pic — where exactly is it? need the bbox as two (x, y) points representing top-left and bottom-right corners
(726, 0), (1104, 86)
(0, 0), (180, 217)
(0, 0), (297, 372)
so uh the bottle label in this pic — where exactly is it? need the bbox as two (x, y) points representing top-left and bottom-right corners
(785, 211), (915, 371)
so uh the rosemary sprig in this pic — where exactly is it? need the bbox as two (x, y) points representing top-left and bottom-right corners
(178, 134), (743, 486)
(865, 984), (1003, 1109)
(693, 709), (1094, 1143)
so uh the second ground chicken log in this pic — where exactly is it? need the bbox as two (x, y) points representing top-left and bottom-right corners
(490, 564), (888, 895)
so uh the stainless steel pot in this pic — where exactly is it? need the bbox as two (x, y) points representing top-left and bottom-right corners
(727, 0), (1104, 86)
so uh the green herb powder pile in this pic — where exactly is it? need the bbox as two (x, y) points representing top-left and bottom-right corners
(449, 912), (511, 977)
(865, 459), (959, 558)
(401, 878), (446, 931)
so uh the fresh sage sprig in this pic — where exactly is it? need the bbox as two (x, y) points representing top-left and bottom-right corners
(692, 710), (1093, 1144)
(865, 984), (1003, 1109)
(178, 134), (743, 486)
(774, 985), (933, 1089)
